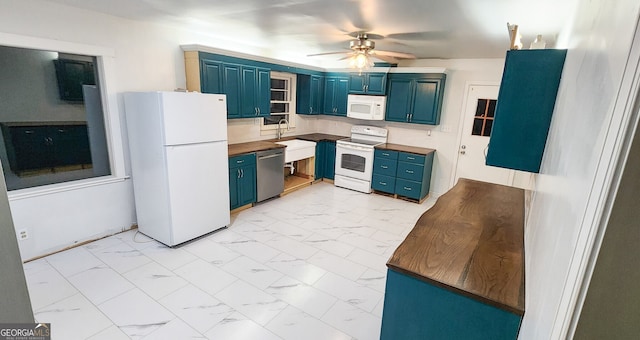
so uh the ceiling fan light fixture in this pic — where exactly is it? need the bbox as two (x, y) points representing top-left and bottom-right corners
(349, 51), (374, 71)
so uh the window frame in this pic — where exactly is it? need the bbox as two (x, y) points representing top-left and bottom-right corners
(0, 33), (127, 199)
(261, 71), (297, 132)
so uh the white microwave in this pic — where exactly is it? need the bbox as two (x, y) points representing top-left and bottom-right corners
(347, 94), (387, 120)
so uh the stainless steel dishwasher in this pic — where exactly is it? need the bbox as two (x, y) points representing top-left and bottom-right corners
(256, 148), (285, 202)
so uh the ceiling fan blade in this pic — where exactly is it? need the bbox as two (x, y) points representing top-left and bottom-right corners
(373, 50), (416, 59)
(385, 31), (450, 41)
(371, 54), (399, 64)
(307, 51), (349, 57)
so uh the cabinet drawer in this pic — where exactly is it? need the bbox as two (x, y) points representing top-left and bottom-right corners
(397, 161), (424, 182)
(395, 178), (421, 200)
(375, 149), (398, 160)
(398, 152), (425, 164)
(372, 174), (396, 194)
(373, 157), (397, 177)
(229, 153), (256, 168)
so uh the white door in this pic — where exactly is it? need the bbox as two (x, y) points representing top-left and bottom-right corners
(454, 85), (514, 186)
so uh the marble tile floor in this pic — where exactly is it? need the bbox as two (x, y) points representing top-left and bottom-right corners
(23, 182), (436, 340)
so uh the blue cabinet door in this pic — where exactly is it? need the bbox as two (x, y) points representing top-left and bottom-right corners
(366, 73), (387, 95)
(324, 141), (336, 179)
(200, 59), (223, 94)
(486, 49), (567, 173)
(411, 79), (439, 124)
(386, 77), (413, 122)
(314, 141), (325, 179)
(310, 75), (324, 114)
(241, 67), (258, 118)
(334, 78), (349, 116)
(323, 77), (337, 114)
(297, 74), (324, 115)
(229, 167), (239, 209)
(222, 63), (242, 119)
(256, 67), (271, 117)
(348, 74), (366, 94)
(238, 164), (257, 207)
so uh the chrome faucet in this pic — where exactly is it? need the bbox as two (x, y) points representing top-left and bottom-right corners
(277, 118), (290, 139)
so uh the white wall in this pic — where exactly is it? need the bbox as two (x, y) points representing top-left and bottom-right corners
(519, 0), (640, 339)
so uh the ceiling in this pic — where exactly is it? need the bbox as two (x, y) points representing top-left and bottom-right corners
(43, 0), (577, 64)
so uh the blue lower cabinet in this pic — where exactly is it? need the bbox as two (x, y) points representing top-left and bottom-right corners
(372, 149), (434, 201)
(314, 141), (337, 180)
(228, 153), (257, 210)
(372, 174), (395, 193)
(381, 269), (522, 340)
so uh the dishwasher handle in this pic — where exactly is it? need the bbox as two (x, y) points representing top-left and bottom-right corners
(257, 152), (284, 160)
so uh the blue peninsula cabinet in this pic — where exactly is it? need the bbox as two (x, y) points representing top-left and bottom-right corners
(486, 49), (567, 172)
(380, 179), (525, 340)
(372, 144), (435, 202)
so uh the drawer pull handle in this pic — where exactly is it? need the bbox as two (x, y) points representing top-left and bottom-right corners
(404, 187), (412, 191)
(380, 182), (387, 185)
(407, 157), (415, 160)
(381, 165), (388, 169)
(382, 153), (389, 156)
(24, 130), (34, 134)
(406, 170), (414, 174)
(237, 160), (244, 164)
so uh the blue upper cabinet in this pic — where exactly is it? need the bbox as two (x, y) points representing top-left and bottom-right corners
(348, 72), (387, 95)
(324, 75), (350, 116)
(223, 63), (242, 119)
(297, 74), (324, 115)
(240, 66), (271, 118)
(187, 51), (271, 119)
(486, 49), (567, 173)
(200, 59), (223, 94)
(385, 73), (445, 125)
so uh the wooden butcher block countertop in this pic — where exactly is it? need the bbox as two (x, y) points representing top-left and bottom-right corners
(387, 178), (525, 315)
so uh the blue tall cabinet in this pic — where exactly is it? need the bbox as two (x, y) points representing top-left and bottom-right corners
(486, 49), (567, 172)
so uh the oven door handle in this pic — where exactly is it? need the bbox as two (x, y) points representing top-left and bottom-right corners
(337, 143), (370, 152)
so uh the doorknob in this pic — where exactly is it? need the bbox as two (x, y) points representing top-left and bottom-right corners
(461, 145), (467, 149)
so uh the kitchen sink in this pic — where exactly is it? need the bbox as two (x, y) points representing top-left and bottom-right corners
(275, 139), (317, 163)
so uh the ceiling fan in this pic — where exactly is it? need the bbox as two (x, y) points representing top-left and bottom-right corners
(307, 32), (417, 69)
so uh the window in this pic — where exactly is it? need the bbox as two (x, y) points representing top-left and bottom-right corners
(471, 98), (497, 137)
(261, 71), (296, 131)
(0, 45), (111, 191)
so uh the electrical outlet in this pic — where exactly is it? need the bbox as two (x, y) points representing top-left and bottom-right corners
(18, 229), (28, 240)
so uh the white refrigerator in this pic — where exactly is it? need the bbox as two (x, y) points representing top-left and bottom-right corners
(124, 91), (230, 246)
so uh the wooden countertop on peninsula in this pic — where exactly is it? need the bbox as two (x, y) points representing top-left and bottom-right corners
(375, 143), (436, 156)
(228, 133), (348, 157)
(387, 178), (525, 315)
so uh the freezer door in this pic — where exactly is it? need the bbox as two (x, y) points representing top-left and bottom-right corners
(165, 141), (230, 245)
(161, 92), (228, 146)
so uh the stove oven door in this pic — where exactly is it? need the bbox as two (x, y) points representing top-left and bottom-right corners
(334, 142), (374, 182)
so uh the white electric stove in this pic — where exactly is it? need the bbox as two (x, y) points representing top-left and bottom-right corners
(334, 125), (388, 193)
